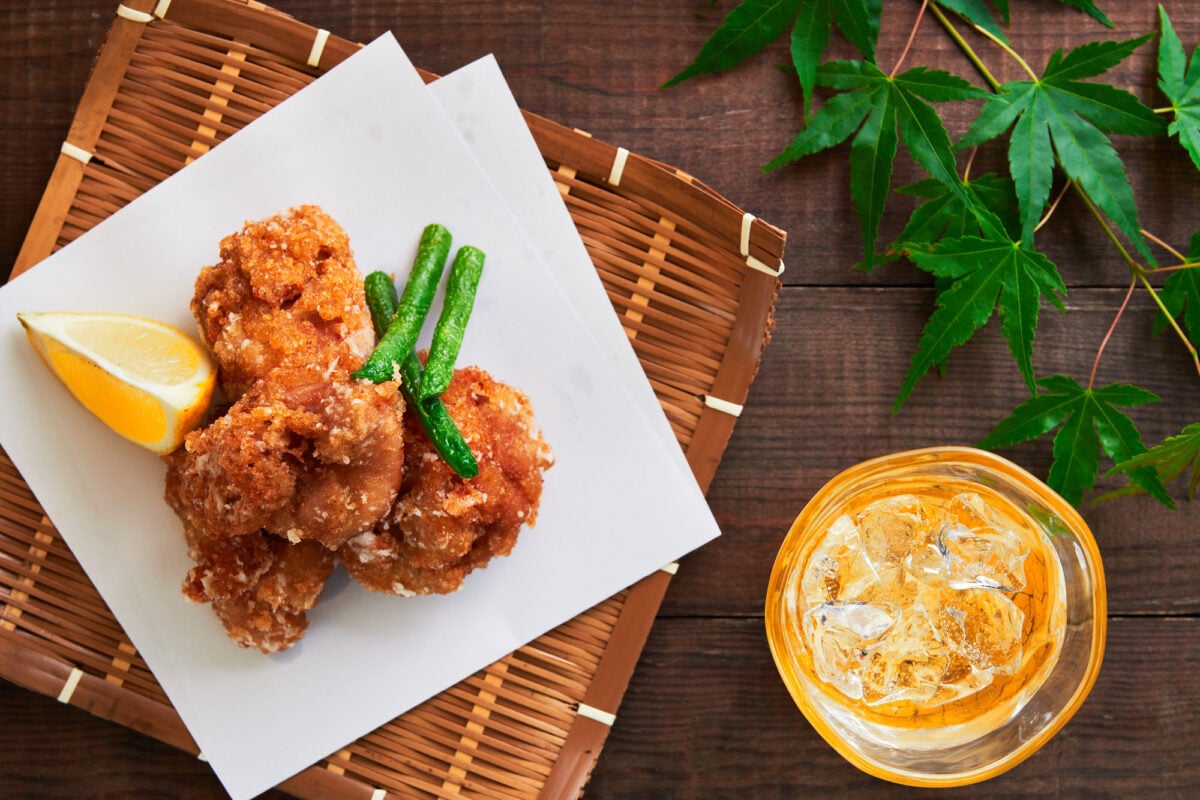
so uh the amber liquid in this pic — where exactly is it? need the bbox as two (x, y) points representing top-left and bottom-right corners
(788, 476), (1066, 733)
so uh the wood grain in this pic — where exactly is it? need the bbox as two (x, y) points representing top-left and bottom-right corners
(3, 1), (1200, 797)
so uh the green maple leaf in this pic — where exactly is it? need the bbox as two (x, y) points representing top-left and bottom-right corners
(663, 0), (804, 88)
(1057, 0), (1113, 28)
(1157, 6), (1200, 174)
(662, 0), (881, 91)
(895, 234), (1065, 407)
(891, 173), (1020, 254)
(791, 0), (831, 120)
(978, 375), (1171, 508)
(932, 0), (1009, 46)
(1156, 229), (1200, 349)
(959, 35), (1164, 261)
(766, 62), (988, 268)
(1111, 422), (1200, 503)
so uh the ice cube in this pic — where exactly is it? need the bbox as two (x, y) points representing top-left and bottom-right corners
(803, 601), (898, 700)
(801, 513), (905, 605)
(857, 494), (932, 566)
(800, 514), (858, 605)
(932, 587), (1024, 674)
(905, 527), (950, 588)
(943, 521), (1028, 592)
(857, 601), (951, 706)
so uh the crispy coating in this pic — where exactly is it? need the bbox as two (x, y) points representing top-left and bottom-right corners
(164, 367), (406, 550)
(181, 523), (335, 654)
(192, 205), (376, 399)
(340, 365), (553, 596)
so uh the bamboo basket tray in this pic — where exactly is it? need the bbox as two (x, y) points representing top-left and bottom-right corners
(0, 0), (787, 797)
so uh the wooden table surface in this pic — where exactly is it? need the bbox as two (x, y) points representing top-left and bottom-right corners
(3, 1), (1199, 797)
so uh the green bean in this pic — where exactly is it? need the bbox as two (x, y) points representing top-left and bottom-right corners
(420, 245), (485, 402)
(352, 223), (452, 382)
(363, 270), (399, 338)
(358, 270), (479, 479)
(399, 351), (479, 479)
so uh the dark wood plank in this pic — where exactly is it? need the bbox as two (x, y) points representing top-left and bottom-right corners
(584, 615), (1200, 798)
(0, 678), (290, 800)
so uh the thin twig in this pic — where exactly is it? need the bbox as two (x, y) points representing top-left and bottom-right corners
(1141, 262), (1200, 276)
(891, 0), (931, 79)
(1034, 181), (1072, 233)
(1141, 228), (1188, 262)
(1075, 191), (1200, 381)
(1090, 278), (1137, 389)
(934, 3), (1039, 82)
(1075, 186), (1142, 274)
(1135, 271), (1200, 380)
(962, 146), (979, 181)
(927, 3), (1003, 91)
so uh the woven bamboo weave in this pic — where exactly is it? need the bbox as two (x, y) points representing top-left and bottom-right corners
(1, 0), (786, 797)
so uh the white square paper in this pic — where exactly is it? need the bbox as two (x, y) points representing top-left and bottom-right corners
(0, 36), (719, 799)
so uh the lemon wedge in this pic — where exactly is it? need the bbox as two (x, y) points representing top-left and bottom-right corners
(17, 311), (216, 455)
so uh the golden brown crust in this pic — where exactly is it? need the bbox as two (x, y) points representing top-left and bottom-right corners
(191, 205), (375, 399)
(340, 365), (553, 596)
(182, 524), (335, 653)
(164, 367), (406, 550)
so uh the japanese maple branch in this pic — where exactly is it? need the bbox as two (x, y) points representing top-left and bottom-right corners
(1075, 191), (1200, 379)
(1140, 230), (1200, 277)
(932, 6), (1200, 383)
(1090, 278), (1137, 389)
(891, 0), (930, 78)
(929, 3), (1037, 84)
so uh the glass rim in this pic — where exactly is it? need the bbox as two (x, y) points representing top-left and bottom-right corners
(764, 445), (1108, 787)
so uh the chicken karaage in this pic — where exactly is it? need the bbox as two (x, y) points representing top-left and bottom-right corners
(180, 521), (335, 653)
(340, 364), (553, 596)
(191, 205), (375, 399)
(165, 207), (553, 653)
(164, 366), (406, 550)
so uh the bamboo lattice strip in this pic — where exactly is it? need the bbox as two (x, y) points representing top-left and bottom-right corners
(2, 0), (785, 797)
(564, 189), (747, 300)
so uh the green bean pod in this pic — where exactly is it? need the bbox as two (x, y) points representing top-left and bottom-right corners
(352, 223), (452, 382)
(420, 245), (485, 402)
(399, 351), (480, 479)
(358, 269), (479, 479)
(363, 270), (399, 338)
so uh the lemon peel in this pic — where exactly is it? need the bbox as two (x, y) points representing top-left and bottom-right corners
(18, 311), (215, 455)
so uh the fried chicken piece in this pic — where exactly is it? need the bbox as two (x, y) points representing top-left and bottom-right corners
(164, 367), (406, 550)
(192, 205), (375, 399)
(181, 522), (335, 653)
(340, 365), (553, 596)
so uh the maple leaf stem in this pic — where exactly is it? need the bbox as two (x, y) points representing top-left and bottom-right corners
(1134, 270), (1200, 381)
(927, 3), (1002, 91)
(1075, 183), (1140, 272)
(1140, 228), (1187, 262)
(891, 0), (930, 79)
(1034, 181), (1072, 233)
(962, 146), (978, 181)
(1090, 277), (1137, 389)
(940, 6), (1038, 83)
(1141, 262), (1200, 275)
